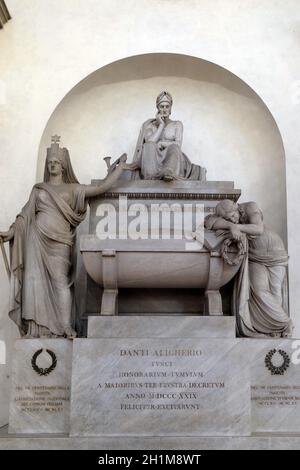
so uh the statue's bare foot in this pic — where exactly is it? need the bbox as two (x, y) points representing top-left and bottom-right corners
(282, 320), (294, 338)
(163, 174), (174, 182)
(270, 332), (281, 338)
(282, 332), (291, 338)
(64, 326), (77, 340)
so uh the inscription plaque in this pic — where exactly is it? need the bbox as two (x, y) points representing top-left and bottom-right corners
(250, 340), (300, 433)
(9, 339), (72, 434)
(70, 338), (250, 436)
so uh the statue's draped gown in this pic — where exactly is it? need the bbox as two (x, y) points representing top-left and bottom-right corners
(205, 209), (290, 337)
(9, 182), (86, 337)
(233, 227), (290, 337)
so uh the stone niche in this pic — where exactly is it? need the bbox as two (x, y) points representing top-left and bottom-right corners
(36, 54), (288, 335)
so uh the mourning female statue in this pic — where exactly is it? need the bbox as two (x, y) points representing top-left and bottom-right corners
(0, 137), (133, 339)
(132, 91), (206, 181)
(203, 199), (293, 338)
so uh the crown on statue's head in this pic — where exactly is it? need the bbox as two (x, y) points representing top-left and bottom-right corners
(47, 135), (65, 161)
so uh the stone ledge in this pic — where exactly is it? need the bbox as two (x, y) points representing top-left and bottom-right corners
(1, 427), (300, 450)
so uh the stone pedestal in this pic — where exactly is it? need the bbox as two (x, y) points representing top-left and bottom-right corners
(70, 316), (250, 436)
(9, 339), (72, 434)
(5, 321), (300, 447)
(248, 339), (300, 433)
(70, 337), (250, 437)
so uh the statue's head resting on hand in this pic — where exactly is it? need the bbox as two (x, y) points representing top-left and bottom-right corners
(215, 199), (240, 224)
(156, 91), (173, 120)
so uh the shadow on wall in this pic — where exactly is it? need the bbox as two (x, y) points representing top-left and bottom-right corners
(68, 53), (255, 99)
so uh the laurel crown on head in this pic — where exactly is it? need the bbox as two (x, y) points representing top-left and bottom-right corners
(156, 91), (173, 107)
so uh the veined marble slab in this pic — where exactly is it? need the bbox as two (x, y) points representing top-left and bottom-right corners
(9, 339), (72, 434)
(70, 338), (250, 436)
(248, 339), (300, 433)
(87, 316), (236, 338)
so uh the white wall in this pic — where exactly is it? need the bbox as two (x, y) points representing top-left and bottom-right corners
(1, 0), (300, 426)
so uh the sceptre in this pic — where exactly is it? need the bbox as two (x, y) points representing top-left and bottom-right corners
(0, 238), (11, 279)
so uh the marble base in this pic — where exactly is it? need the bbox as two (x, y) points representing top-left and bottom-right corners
(7, 331), (300, 438)
(1, 426), (300, 450)
(87, 316), (236, 338)
(70, 338), (250, 436)
(9, 339), (73, 434)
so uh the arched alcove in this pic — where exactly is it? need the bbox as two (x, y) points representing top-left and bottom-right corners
(37, 53), (287, 241)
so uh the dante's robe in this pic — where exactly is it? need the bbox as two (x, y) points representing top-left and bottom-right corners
(132, 119), (206, 181)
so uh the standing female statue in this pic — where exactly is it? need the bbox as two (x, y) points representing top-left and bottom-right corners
(0, 137), (132, 339)
(132, 91), (206, 181)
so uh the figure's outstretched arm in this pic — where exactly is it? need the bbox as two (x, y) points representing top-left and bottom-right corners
(205, 217), (233, 231)
(84, 154), (131, 198)
(206, 217), (263, 236)
(237, 218), (264, 236)
(204, 202), (263, 242)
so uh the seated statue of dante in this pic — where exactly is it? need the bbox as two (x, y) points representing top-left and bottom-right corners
(132, 91), (206, 182)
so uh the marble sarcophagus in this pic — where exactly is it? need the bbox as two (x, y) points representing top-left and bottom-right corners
(80, 233), (244, 317)
(77, 179), (242, 326)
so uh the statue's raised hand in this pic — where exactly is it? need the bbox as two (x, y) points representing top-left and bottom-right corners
(106, 154), (126, 173)
(118, 154), (139, 171)
(156, 112), (165, 127)
(107, 154), (139, 174)
(230, 225), (242, 241)
(118, 153), (127, 164)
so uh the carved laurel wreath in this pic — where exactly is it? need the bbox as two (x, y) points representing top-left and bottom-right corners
(31, 349), (57, 376)
(265, 349), (290, 375)
(221, 238), (245, 266)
